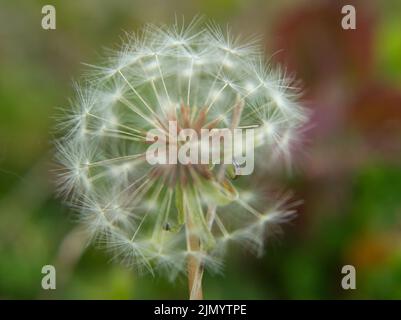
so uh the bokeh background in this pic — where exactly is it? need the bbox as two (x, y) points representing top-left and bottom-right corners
(1, 0), (400, 299)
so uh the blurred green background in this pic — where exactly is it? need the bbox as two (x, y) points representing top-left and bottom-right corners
(1, 0), (401, 299)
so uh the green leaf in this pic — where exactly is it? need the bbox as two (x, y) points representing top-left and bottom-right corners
(175, 184), (185, 226)
(198, 178), (238, 206)
(225, 163), (237, 180)
(185, 186), (215, 249)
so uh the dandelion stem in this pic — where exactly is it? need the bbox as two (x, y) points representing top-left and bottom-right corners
(185, 209), (203, 300)
(190, 98), (245, 296)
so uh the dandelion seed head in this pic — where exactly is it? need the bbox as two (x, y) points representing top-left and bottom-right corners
(55, 18), (308, 278)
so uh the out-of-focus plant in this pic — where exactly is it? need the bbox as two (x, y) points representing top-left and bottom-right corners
(54, 18), (307, 299)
